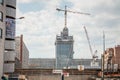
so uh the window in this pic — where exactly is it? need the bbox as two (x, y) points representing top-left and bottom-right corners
(0, 28), (2, 38)
(0, 11), (3, 21)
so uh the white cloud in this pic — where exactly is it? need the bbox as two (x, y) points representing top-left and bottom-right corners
(16, 0), (120, 59)
(17, 0), (33, 3)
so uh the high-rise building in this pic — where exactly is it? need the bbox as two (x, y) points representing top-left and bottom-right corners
(0, 0), (6, 77)
(55, 27), (74, 69)
(4, 0), (16, 73)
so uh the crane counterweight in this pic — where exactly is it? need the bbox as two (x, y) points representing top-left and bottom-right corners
(56, 8), (61, 11)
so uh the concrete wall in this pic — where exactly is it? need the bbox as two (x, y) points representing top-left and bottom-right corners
(14, 68), (100, 80)
(28, 74), (91, 80)
(15, 36), (21, 60)
(22, 42), (29, 68)
(15, 35), (29, 69)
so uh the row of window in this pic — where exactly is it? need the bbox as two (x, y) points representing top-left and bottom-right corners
(0, 0), (3, 21)
(0, 28), (2, 38)
(0, 0), (3, 38)
(0, 2), (3, 38)
(0, 11), (3, 21)
(0, 0), (4, 38)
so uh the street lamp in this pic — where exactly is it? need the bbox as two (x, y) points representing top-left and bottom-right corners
(5, 16), (24, 39)
(16, 17), (25, 20)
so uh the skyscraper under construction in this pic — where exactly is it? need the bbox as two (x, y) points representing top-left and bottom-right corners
(55, 26), (74, 69)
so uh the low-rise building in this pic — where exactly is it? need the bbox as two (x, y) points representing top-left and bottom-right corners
(104, 45), (120, 71)
(29, 58), (101, 69)
(15, 35), (29, 69)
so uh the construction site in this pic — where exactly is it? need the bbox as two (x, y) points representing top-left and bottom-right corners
(4, 6), (120, 80)
(1, 1), (120, 80)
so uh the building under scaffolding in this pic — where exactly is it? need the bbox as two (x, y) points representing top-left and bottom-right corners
(104, 45), (120, 72)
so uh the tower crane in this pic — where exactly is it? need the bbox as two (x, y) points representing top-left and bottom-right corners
(56, 6), (90, 69)
(84, 26), (98, 66)
(56, 5), (90, 28)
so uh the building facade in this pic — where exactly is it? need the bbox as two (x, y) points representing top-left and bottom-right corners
(4, 0), (16, 73)
(29, 58), (101, 69)
(104, 45), (120, 71)
(0, 0), (6, 77)
(55, 27), (74, 69)
(29, 58), (56, 69)
(15, 35), (29, 68)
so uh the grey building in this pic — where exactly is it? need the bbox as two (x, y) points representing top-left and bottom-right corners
(55, 27), (74, 69)
(0, 0), (6, 77)
(0, 0), (17, 76)
(15, 35), (29, 69)
(4, 0), (16, 73)
(29, 58), (55, 69)
(29, 58), (101, 69)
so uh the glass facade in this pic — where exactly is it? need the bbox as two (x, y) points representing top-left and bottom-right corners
(55, 27), (74, 69)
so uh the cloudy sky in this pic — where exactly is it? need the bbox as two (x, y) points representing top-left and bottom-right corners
(16, 0), (120, 59)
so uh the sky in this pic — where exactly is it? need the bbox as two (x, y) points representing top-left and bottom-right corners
(16, 0), (120, 59)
